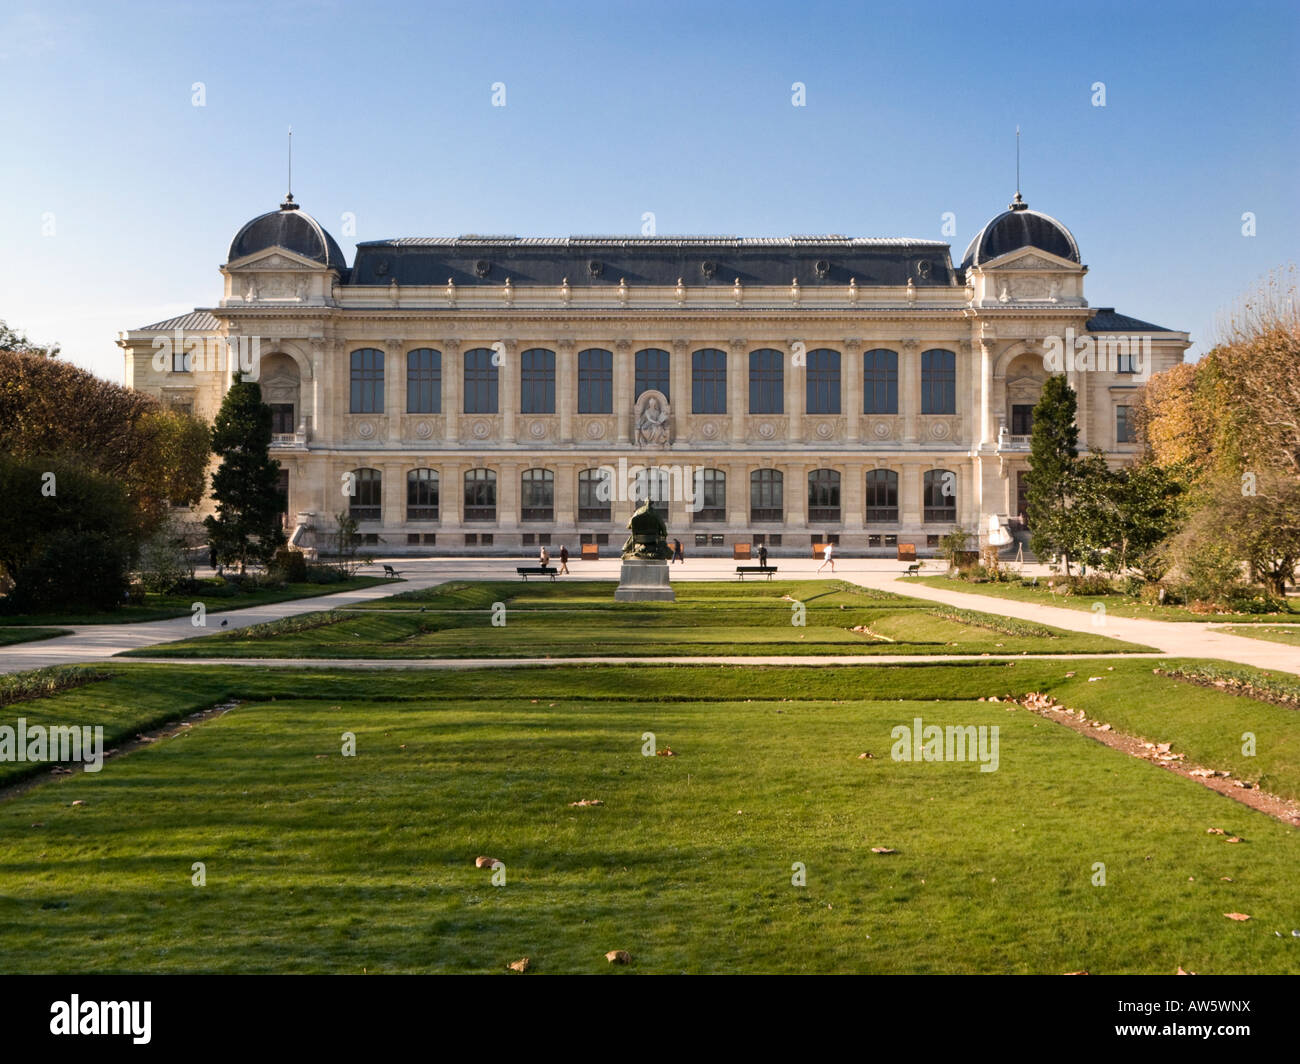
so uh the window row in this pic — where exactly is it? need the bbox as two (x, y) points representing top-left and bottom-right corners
(344, 467), (958, 524)
(347, 347), (961, 416)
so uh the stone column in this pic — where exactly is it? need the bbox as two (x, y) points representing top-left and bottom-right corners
(443, 340), (460, 444)
(557, 339), (576, 443)
(785, 344), (803, 442)
(955, 340), (971, 446)
(901, 340), (919, 443)
(671, 339), (689, 423)
(441, 461), (462, 528)
(381, 459), (404, 529)
(385, 340), (403, 443)
(900, 461), (923, 527)
(499, 340), (518, 444)
(843, 461), (864, 531)
(844, 339), (862, 443)
(614, 340), (632, 444)
(497, 459), (518, 529)
(728, 338), (746, 442)
(785, 461), (807, 534)
(555, 458), (577, 531)
(978, 339), (994, 447)
(728, 461), (749, 529)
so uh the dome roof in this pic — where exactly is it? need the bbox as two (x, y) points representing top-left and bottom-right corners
(227, 196), (348, 269)
(961, 193), (1079, 269)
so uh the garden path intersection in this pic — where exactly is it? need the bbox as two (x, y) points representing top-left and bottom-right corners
(1, 558), (1295, 676)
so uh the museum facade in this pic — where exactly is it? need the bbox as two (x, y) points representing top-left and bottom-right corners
(118, 192), (1190, 555)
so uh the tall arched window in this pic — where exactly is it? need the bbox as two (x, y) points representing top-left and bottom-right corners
(520, 468), (555, 521)
(463, 348), (499, 414)
(924, 469), (957, 522)
(348, 467), (382, 521)
(350, 348), (384, 413)
(695, 468), (726, 522)
(863, 349), (898, 415)
(464, 468), (497, 521)
(520, 348), (556, 414)
(865, 469), (899, 523)
(806, 348), (841, 414)
(691, 349), (727, 413)
(406, 468), (439, 521)
(578, 349), (613, 414)
(749, 349), (784, 414)
(921, 349), (956, 414)
(807, 469), (841, 523)
(406, 349), (441, 413)
(750, 469), (783, 522)
(578, 468), (612, 522)
(635, 348), (670, 400)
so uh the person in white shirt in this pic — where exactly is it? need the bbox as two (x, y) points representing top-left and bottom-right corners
(817, 541), (836, 573)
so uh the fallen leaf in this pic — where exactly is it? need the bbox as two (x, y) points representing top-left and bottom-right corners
(1207, 827), (1226, 835)
(656, 748), (676, 757)
(1224, 912), (1251, 921)
(605, 949), (632, 965)
(1226, 836), (1242, 843)
(1177, 966), (1196, 975)
(1063, 970), (1089, 976)
(70, 800), (85, 807)
(568, 798), (604, 807)
(475, 855), (499, 868)
(871, 846), (897, 854)
(857, 752), (875, 760)
(508, 957), (530, 973)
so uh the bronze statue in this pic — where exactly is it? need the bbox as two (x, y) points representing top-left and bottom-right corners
(620, 498), (670, 560)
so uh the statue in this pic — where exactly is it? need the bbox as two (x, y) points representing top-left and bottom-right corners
(635, 390), (671, 448)
(620, 498), (670, 560)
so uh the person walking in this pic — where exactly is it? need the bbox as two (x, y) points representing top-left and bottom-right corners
(539, 545), (550, 568)
(558, 545), (570, 574)
(817, 541), (836, 574)
(758, 543), (769, 569)
(672, 537), (684, 564)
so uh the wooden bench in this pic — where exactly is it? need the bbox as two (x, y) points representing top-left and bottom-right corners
(382, 564), (402, 579)
(736, 566), (778, 581)
(904, 562), (923, 576)
(516, 566), (558, 581)
(733, 543), (752, 560)
(581, 543), (599, 560)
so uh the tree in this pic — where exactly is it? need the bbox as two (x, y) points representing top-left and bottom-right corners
(0, 318), (60, 358)
(1024, 374), (1080, 573)
(204, 375), (286, 572)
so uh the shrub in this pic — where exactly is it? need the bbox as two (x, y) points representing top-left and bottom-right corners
(304, 563), (346, 584)
(1066, 573), (1115, 596)
(7, 531), (131, 613)
(0, 665), (111, 708)
(271, 547), (308, 583)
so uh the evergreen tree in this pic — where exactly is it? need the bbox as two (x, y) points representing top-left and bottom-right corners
(1025, 374), (1080, 573)
(204, 374), (286, 572)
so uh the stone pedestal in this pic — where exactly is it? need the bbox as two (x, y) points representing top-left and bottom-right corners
(614, 558), (676, 602)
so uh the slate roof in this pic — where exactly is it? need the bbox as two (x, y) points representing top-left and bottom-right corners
(228, 204), (348, 270)
(135, 310), (221, 331)
(1086, 308), (1177, 333)
(961, 198), (1081, 268)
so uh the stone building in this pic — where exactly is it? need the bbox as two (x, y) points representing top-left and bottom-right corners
(118, 192), (1189, 556)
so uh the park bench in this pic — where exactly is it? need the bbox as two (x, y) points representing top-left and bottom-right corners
(735, 565), (778, 581)
(581, 543), (599, 560)
(904, 562), (923, 576)
(516, 566), (558, 581)
(381, 564), (403, 579)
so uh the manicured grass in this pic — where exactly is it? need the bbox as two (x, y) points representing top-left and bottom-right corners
(127, 580), (1152, 659)
(910, 575), (1300, 623)
(1215, 625), (1300, 647)
(0, 577), (391, 626)
(0, 627), (70, 646)
(0, 659), (1296, 974)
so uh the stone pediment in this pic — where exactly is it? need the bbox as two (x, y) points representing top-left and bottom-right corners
(225, 246), (323, 272)
(1006, 372), (1045, 403)
(999, 254), (1060, 270)
(980, 245), (1083, 272)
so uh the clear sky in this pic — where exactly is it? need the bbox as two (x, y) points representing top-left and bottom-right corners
(2, 0), (1296, 380)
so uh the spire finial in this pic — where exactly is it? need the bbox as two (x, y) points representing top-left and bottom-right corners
(281, 126), (297, 210)
(1008, 126), (1028, 210)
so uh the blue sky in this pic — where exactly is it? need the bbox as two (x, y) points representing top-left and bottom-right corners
(2, 0), (1295, 380)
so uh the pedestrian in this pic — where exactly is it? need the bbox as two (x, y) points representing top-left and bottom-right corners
(539, 545), (550, 568)
(558, 545), (570, 574)
(758, 543), (769, 569)
(817, 541), (836, 573)
(672, 537), (684, 564)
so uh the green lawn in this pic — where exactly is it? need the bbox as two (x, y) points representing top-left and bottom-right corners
(911, 575), (1300, 623)
(126, 580), (1153, 659)
(0, 627), (70, 646)
(1214, 625), (1300, 647)
(0, 576), (391, 626)
(0, 660), (1296, 974)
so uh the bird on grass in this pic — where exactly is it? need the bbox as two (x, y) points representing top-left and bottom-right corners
(221, 620), (229, 627)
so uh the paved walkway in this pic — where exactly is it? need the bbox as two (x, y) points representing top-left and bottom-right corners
(0, 558), (1296, 676)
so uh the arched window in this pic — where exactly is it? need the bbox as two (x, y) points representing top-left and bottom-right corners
(578, 349), (613, 414)
(520, 348), (556, 414)
(749, 349), (784, 414)
(865, 469), (899, 523)
(863, 349), (898, 415)
(635, 348), (670, 401)
(921, 349), (956, 415)
(464, 468), (497, 521)
(520, 468), (555, 521)
(350, 348), (384, 413)
(750, 469), (783, 522)
(691, 349), (727, 414)
(406, 468), (439, 521)
(463, 348), (499, 414)
(695, 468), (726, 522)
(578, 468), (612, 522)
(806, 348), (841, 414)
(808, 469), (841, 523)
(348, 467), (381, 522)
(406, 349), (441, 413)
(924, 469), (957, 522)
